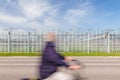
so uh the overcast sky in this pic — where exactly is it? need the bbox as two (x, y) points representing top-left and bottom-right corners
(0, 0), (120, 32)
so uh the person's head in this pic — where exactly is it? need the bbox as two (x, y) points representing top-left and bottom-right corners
(45, 32), (56, 42)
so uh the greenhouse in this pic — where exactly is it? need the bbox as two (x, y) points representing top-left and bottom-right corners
(0, 29), (120, 53)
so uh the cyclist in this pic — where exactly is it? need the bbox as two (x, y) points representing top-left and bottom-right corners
(39, 33), (81, 80)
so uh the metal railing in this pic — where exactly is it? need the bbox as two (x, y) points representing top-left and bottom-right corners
(0, 29), (120, 53)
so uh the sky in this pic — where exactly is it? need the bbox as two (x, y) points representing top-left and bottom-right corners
(0, 0), (120, 32)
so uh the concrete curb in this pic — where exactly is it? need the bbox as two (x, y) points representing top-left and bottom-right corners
(1, 56), (120, 58)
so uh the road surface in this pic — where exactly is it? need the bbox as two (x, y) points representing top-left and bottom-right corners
(0, 57), (120, 80)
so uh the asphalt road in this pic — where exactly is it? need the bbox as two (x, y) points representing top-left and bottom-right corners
(0, 57), (120, 80)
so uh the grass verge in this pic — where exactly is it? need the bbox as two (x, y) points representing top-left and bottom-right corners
(0, 52), (40, 56)
(0, 52), (120, 56)
(62, 52), (120, 56)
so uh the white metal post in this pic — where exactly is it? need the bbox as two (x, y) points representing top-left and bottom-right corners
(99, 30), (101, 52)
(87, 32), (90, 53)
(106, 32), (110, 53)
(72, 30), (74, 52)
(8, 32), (11, 52)
(28, 32), (30, 52)
(67, 32), (69, 52)
(63, 31), (65, 52)
(59, 30), (61, 52)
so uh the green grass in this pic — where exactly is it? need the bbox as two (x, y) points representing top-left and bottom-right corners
(0, 52), (120, 56)
(0, 52), (40, 56)
(62, 52), (120, 56)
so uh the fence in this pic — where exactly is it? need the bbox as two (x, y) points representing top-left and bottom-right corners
(0, 29), (120, 53)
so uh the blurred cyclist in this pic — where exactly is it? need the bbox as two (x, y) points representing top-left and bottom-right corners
(39, 33), (81, 80)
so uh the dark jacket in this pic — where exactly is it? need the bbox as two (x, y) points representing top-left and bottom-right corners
(40, 41), (69, 79)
